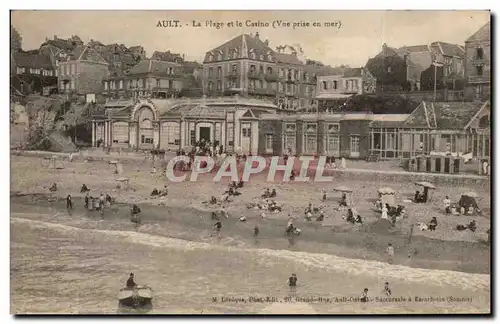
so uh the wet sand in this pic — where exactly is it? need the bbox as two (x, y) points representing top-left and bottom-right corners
(11, 194), (491, 274)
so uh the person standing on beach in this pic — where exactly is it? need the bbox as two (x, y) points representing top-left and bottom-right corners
(66, 194), (73, 210)
(286, 273), (298, 296)
(443, 196), (451, 214)
(99, 193), (105, 216)
(386, 243), (395, 264)
(360, 288), (369, 302)
(383, 282), (392, 296)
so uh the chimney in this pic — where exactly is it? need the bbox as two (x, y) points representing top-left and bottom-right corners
(255, 32), (260, 40)
(264, 39), (269, 46)
(382, 43), (387, 49)
(182, 54), (185, 60)
(54, 35), (57, 40)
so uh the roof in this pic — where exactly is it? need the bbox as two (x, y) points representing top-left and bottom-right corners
(126, 59), (180, 76)
(66, 44), (107, 63)
(274, 52), (302, 65)
(40, 38), (75, 52)
(151, 50), (183, 62)
(399, 45), (430, 53)
(181, 61), (203, 74)
(13, 52), (54, 70)
(434, 101), (486, 129)
(374, 44), (400, 58)
(204, 34), (274, 63)
(316, 66), (345, 76)
(342, 67), (363, 78)
(404, 101), (486, 130)
(129, 46), (144, 51)
(466, 21), (491, 43)
(430, 41), (465, 58)
(369, 114), (410, 128)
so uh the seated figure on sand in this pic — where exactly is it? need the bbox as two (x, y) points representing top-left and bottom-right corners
(428, 217), (438, 231)
(339, 193), (348, 207)
(49, 183), (57, 192)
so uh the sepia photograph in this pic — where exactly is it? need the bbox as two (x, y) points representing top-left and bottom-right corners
(9, 9), (491, 315)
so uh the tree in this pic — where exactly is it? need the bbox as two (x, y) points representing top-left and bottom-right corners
(11, 25), (22, 51)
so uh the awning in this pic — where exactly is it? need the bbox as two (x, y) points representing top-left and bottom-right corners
(315, 94), (353, 100)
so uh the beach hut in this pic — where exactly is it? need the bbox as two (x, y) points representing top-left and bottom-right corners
(458, 191), (480, 213)
(333, 186), (353, 206)
(378, 187), (396, 206)
(414, 181), (436, 202)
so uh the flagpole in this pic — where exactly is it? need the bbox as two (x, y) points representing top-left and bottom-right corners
(433, 63), (437, 102)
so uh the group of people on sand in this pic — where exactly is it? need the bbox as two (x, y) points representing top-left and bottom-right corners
(60, 183), (143, 227)
(443, 195), (481, 216)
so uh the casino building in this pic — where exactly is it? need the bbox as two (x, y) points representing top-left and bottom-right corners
(91, 96), (490, 162)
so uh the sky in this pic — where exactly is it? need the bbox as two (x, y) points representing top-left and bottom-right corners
(11, 10), (490, 67)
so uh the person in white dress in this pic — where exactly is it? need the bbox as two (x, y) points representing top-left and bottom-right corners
(381, 204), (388, 219)
(341, 157), (346, 169)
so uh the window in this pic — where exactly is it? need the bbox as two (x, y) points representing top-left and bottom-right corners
(260, 55), (264, 60)
(387, 66), (392, 73)
(304, 123), (318, 154)
(326, 135), (339, 152)
(283, 123), (296, 153)
(208, 67), (213, 77)
(476, 65), (483, 76)
(322, 81), (327, 90)
(265, 134), (274, 152)
(267, 67), (273, 75)
(350, 135), (360, 157)
(216, 81), (222, 90)
(217, 66), (222, 76)
(333, 81), (338, 89)
(387, 133), (396, 150)
(259, 80), (263, 88)
(119, 80), (123, 89)
(476, 47), (484, 59)
(327, 123), (339, 133)
(190, 130), (195, 146)
(232, 50), (238, 59)
(259, 66), (264, 74)
(104, 82), (108, 90)
(208, 81), (213, 91)
(242, 126), (251, 137)
(267, 54), (272, 61)
(250, 65), (256, 74)
(232, 64), (237, 73)
(217, 53), (222, 61)
(16, 67), (25, 74)
(251, 52), (256, 59)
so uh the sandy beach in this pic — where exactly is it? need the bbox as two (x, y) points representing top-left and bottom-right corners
(10, 154), (491, 313)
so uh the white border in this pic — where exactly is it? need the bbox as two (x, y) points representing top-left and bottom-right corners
(3, 1), (497, 324)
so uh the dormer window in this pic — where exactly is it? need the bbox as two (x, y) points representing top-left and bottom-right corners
(217, 53), (222, 61)
(267, 54), (272, 61)
(232, 50), (238, 59)
(251, 52), (256, 60)
(260, 55), (264, 60)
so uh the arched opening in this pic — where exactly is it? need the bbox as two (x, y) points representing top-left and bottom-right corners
(137, 106), (155, 149)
